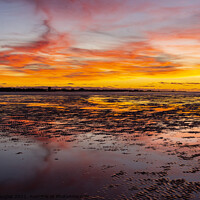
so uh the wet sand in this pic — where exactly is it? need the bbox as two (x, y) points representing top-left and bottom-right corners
(0, 92), (199, 199)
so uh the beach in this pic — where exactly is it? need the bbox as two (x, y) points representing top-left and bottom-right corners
(0, 92), (199, 199)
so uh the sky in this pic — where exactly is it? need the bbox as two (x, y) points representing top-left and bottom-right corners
(0, 0), (200, 90)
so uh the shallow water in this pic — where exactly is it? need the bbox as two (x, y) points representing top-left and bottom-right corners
(0, 92), (200, 199)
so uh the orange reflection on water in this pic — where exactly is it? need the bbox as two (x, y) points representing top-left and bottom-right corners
(0, 93), (200, 198)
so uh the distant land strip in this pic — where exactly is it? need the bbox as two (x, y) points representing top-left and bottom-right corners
(0, 87), (186, 93)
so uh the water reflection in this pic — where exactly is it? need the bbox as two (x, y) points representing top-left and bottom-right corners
(0, 93), (200, 199)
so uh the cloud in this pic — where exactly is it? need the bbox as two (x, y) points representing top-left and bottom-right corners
(0, 0), (200, 88)
(159, 82), (200, 85)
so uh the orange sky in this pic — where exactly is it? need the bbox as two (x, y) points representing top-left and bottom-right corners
(0, 0), (200, 90)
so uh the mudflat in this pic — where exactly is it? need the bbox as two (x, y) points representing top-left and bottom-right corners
(0, 92), (199, 199)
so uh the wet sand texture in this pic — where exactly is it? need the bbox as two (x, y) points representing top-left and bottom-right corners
(0, 93), (199, 199)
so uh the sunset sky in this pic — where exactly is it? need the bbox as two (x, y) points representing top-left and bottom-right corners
(1, 0), (200, 90)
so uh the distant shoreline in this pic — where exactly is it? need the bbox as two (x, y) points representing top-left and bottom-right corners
(0, 91), (200, 96)
(0, 88), (188, 93)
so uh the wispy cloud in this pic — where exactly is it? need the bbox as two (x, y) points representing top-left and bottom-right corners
(0, 0), (200, 89)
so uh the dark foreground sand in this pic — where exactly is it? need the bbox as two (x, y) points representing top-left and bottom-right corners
(0, 92), (199, 199)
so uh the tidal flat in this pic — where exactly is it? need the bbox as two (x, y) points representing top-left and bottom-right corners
(0, 92), (200, 199)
